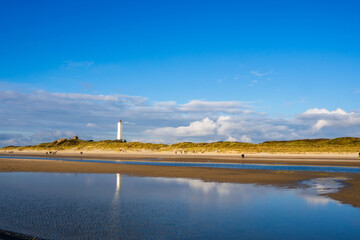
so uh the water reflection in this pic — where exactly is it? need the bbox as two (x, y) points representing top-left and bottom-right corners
(151, 177), (233, 195)
(295, 177), (345, 206)
(110, 174), (122, 234)
(302, 177), (346, 194)
(0, 173), (359, 240)
(114, 173), (122, 200)
(301, 194), (332, 206)
(150, 177), (340, 206)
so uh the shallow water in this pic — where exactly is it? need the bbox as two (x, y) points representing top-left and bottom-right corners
(0, 173), (359, 239)
(2, 155), (360, 173)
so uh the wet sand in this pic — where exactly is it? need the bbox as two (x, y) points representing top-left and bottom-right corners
(0, 228), (45, 240)
(0, 156), (360, 209)
(2, 151), (360, 166)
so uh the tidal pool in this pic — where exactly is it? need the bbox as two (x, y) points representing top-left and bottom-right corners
(0, 172), (359, 239)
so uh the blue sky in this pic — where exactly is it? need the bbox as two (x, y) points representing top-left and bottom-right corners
(1, 0), (360, 146)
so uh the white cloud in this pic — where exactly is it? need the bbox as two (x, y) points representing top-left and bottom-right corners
(0, 90), (259, 146)
(0, 133), (22, 146)
(303, 108), (347, 115)
(250, 70), (272, 77)
(0, 131), (77, 147)
(130, 138), (165, 144)
(179, 100), (250, 113)
(147, 115), (289, 143)
(300, 108), (360, 132)
(145, 107), (360, 143)
(226, 135), (251, 143)
(86, 123), (97, 128)
(233, 74), (247, 80)
(53, 92), (120, 101)
(226, 136), (238, 142)
(146, 118), (217, 137)
(313, 120), (328, 131)
(51, 92), (147, 103)
(1, 90), (360, 146)
(239, 135), (252, 143)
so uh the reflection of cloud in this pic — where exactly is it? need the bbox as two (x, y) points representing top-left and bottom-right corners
(311, 182), (333, 194)
(303, 178), (345, 194)
(299, 178), (345, 206)
(301, 194), (332, 206)
(151, 177), (232, 196)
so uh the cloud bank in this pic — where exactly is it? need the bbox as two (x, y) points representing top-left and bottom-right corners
(1, 90), (360, 147)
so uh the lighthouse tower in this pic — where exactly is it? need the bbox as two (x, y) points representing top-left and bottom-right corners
(117, 120), (123, 141)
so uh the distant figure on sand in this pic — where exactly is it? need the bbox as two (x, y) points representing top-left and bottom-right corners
(241, 154), (245, 158)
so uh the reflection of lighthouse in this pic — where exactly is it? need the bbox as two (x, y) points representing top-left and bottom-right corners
(117, 120), (123, 141)
(110, 173), (122, 229)
(116, 173), (121, 194)
(113, 173), (122, 202)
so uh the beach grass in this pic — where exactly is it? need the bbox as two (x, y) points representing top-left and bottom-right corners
(2, 137), (360, 153)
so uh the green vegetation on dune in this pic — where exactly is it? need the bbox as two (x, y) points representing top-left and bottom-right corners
(2, 137), (360, 153)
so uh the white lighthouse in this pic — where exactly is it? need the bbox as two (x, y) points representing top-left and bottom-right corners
(117, 120), (123, 141)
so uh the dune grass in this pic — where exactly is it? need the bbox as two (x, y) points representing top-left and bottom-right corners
(2, 137), (360, 153)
